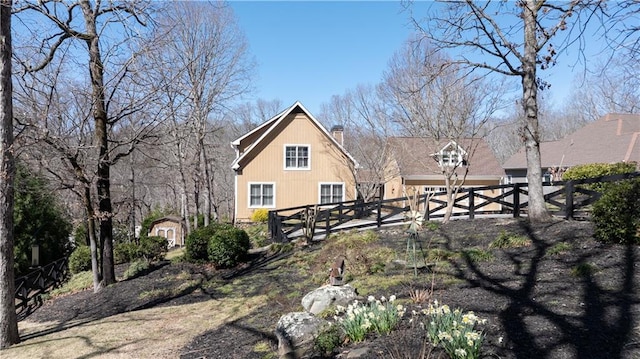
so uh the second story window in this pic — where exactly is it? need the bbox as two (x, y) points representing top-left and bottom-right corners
(285, 145), (310, 169)
(433, 141), (467, 168)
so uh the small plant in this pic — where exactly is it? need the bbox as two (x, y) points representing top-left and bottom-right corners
(409, 287), (432, 304)
(250, 208), (269, 222)
(489, 231), (532, 249)
(424, 221), (440, 231)
(424, 300), (487, 359)
(571, 262), (599, 277)
(314, 324), (342, 357)
(426, 248), (456, 262)
(548, 242), (571, 256)
(334, 295), (405, 343)
(461, 248), (494, 262)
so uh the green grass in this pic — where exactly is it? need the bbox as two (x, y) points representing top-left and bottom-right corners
(489, 231), (532, 249)
(571, 262), (599, 277)
(548, 242), (572, 255)
(48, 270), (94, 297)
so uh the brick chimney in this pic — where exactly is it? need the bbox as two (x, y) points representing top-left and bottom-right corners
(331, 125), (344, 146)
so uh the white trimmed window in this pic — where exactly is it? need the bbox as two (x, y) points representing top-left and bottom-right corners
(319, 183), (344, 204)
(284, 145), (310, 170)
(249, 183), (275, 208)
(435, 141), (467, 167)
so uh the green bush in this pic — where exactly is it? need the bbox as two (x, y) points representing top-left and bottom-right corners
(69, 246), (92, 274)
(114, 242), (140, 264)
(563, 162), (637, 192)
(250, 208), (269, 222)
(140, 235), (168, 261)
(207, 227), (251, 268)
(185, 223), (234, 262)
(592, 178), (640, 244)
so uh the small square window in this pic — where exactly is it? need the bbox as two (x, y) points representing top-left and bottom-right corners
(285, 145), (310, 169)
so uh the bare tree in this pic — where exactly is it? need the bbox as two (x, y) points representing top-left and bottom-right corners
(13, 0), (154, 286)
(319, 85), (395, 202)
(412, 0), (603, 222)
(380, 39), (504, 222)
(146, 1), (253, 229)
(0, 0), (18, 348)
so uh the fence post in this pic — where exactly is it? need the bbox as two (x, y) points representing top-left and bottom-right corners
(513, 183), (520, 218)
(377, 199), (382, 228)
(468, 188), (475, 220)
(565, 180), (574, 220)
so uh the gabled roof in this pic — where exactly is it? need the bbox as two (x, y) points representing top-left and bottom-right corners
(230, 101), (358, 171)
(149, 216), (185, 227)
(387, 137), (504, 179)
(503, 113), (640, 170)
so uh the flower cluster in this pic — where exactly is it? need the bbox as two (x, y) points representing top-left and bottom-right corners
(334, 294), (405, 342)
(423, 300), (487, 359)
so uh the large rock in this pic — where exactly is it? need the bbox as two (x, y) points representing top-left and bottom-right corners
(301, 284), (358, 315)
(275, 312), (326, 359)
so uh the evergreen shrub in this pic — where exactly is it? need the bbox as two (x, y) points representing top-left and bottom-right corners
(563, 162), (636, 192)
(114, 242), (140, 264)
(592, 178), (640, 244)
(207, 227), (251, 268)
(185, 223), (234, 262)
(69, 246), (92, 274)
(140, 235), (168, 261)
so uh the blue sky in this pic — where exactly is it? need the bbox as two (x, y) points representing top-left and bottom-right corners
(230, 1), (421, 114)
(229, 1), (599, 116)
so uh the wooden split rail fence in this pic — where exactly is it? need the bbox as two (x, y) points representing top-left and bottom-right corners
(15, 256), (69, 320)
(268, 172), (640, 242)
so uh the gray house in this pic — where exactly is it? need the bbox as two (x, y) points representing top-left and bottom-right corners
(503, 113), (640, 183)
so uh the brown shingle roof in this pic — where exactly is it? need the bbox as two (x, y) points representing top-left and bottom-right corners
(503, 113), (640, 169)
(387, 137), (504, 178)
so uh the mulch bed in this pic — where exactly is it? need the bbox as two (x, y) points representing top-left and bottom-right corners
(24, 218), (640, 358)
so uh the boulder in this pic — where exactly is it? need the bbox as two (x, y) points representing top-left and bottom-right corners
(275, 311), (326, 359)
(301, 284), (358, 315)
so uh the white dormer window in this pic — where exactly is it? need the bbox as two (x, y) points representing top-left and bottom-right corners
(433, 141), (467, 167)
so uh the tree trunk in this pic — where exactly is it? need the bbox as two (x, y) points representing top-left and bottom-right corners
(82, 186), (102, 292)
(521, 0), (551, 222)
(81, 0), (115, 285)
(0, 0), (19, 347)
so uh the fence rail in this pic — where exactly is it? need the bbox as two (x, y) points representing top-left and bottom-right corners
(268, 172), (640, 242)
(15, 256), (69, 320)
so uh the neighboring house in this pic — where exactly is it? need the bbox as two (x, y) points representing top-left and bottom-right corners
(503, 113), (640, 183)
(231, 101), (358, 222)
(384, 137), (505, 214)
(148, 216), (186, 247)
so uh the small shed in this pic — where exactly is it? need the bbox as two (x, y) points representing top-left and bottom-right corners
(148, 216), (186, 247)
